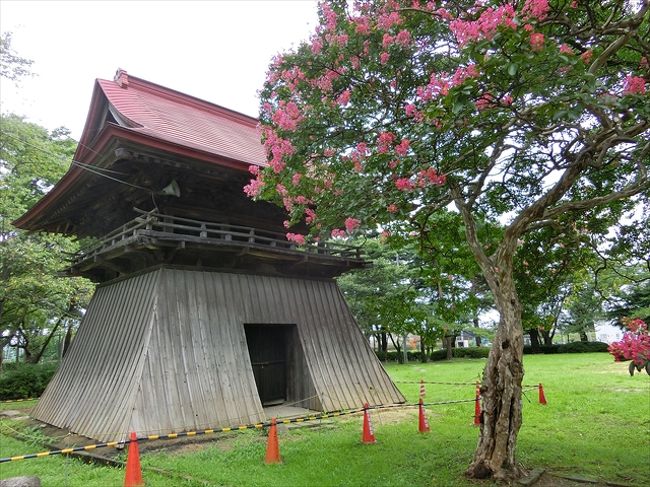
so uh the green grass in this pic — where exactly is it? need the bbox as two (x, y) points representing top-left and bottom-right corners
(1, 353), (648, 486)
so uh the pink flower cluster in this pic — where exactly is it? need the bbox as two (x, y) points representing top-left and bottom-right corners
(344, 217), (361, 232)
(262, 127), (295, 173)
(331, 228), (346, 238)
(449, 4), (516, 46)
(286, 233), (306, 245)
(417, 64), (480, 102)
(530, 32), (545, 51)
(272, 101), (303, 131)
(521, 0), (549, 21)
(609, 319), (650, 367)
(377, 131), (396, 153)
(623, 75), (647, 95)
(404, 103), (424, 122)
(243, 177), (265, 197)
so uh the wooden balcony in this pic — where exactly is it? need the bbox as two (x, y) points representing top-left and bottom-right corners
(69, 210), (367, 281)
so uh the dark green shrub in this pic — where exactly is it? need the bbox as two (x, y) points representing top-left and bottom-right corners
(452, 347), (491, 359)
(0, 362), (58, 400)
(558, 341), (609, 353)
(523, 345), (560, 354)
(429, 350), (448, 361)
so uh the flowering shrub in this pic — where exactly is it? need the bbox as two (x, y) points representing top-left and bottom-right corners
(608, 318), (650, 376)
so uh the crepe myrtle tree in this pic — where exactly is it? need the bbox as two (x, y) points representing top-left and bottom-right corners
(248, 0), (649, 480)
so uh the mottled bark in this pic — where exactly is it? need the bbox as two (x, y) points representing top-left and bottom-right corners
(466, 269), (525, 481)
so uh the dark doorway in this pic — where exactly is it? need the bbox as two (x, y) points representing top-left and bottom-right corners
(245, 325), (292, 406)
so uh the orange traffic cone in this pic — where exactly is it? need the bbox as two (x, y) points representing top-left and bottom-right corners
(124, 432), (143, 487)
(418, 398), (430, 433)
(361, 403), (376, 444)
(538, 383), (547, 405)
(265, 418), (281, 464)
(473, 383), (481, 426)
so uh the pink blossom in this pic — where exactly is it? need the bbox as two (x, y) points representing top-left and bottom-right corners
(345, 217), (361, 233)
(387, 204), (399, 213)
(395, 30), (412, 47)
(336, 89), (351, 106)
(243, 178), (265, 197)
(350, 56), (361, 69)
(559, 43), (574, 55)
(377, 11), (401, 30)
(276, 183), (288, 197)
(295, 195), (311, 205)
(475, 92), (496, 111)
(580, 50), (593, 64)
(395, 139), (410, 156)
(331, 228), (346, 238)
(521, 0), (549, 21)
(377, 132), (396, 153)
(449, 4), (516, 46)
(501, 94), (513, 106)
(286, 233), (306, 245)
(404, 103), (424, 122)
(434, 8), (453, 20)
(451, 64), (480, 86)
(324, 148), (335, 157)
(382, 33), (395, 49)
(311, 37), (323, 55)
(272, 101), (303, 131)
(530, 32), (545, 51)
(248, 165), (260, 176)
(523, 23), (534, 32)
(380, 230), (391, 240)
(283, 220), (290, 229)
(380, 51), (390, 64)
(395, 178), (414, 191)
(291, 172), (302, 186)
(388, 160), (399, 169)
(623, 75), (646, 95)
(305, 208), (317, 224)
(354, 15), (371, 35)
(321, 3), (338, 31)
(416, 167), (446, 186)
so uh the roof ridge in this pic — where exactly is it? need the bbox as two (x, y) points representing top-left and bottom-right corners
(103, 71), (260, 128)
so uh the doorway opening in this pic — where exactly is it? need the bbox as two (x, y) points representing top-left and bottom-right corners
(244, 324), (291, 406)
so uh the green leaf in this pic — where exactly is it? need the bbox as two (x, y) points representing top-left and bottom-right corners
(507, 63), (518, 77)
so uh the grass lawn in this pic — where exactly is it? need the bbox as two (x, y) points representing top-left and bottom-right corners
(1, 353), (648, 486)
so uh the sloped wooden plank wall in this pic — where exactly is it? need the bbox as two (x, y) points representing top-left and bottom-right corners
(33, 267), (404, 441)
(32, 271), (159, 441)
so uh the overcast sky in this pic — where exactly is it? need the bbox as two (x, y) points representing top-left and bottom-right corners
(0, 0), (318, 139)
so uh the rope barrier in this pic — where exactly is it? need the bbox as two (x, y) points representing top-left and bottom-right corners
(0, 399), (485, 463)
(395, 380), (544, 388)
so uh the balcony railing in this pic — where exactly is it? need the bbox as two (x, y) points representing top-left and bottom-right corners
(73, 209), (365, 265)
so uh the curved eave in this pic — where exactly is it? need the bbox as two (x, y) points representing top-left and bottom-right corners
(13, 124), (260, 230)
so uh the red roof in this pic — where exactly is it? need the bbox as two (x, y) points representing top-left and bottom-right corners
(14, 70), (267, 230)
(96, 70), (266, 166)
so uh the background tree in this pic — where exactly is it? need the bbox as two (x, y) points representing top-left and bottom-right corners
(251, 0), (648, 480)
(0, 32), (33, 82)
(0, 114), (94, 367)
(337, 238), (424, 362)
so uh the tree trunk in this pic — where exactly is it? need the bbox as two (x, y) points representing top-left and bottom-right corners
(420, 336), (428, 363)
(466, 269), (525, 481)
(540, 329), (553, 346)
(580, 331), (588, 342)
(528, 328), (540, 352)
(474, 316), (482, 347)
(444, 335), (454, 360)
(389, 333), (403, 364)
